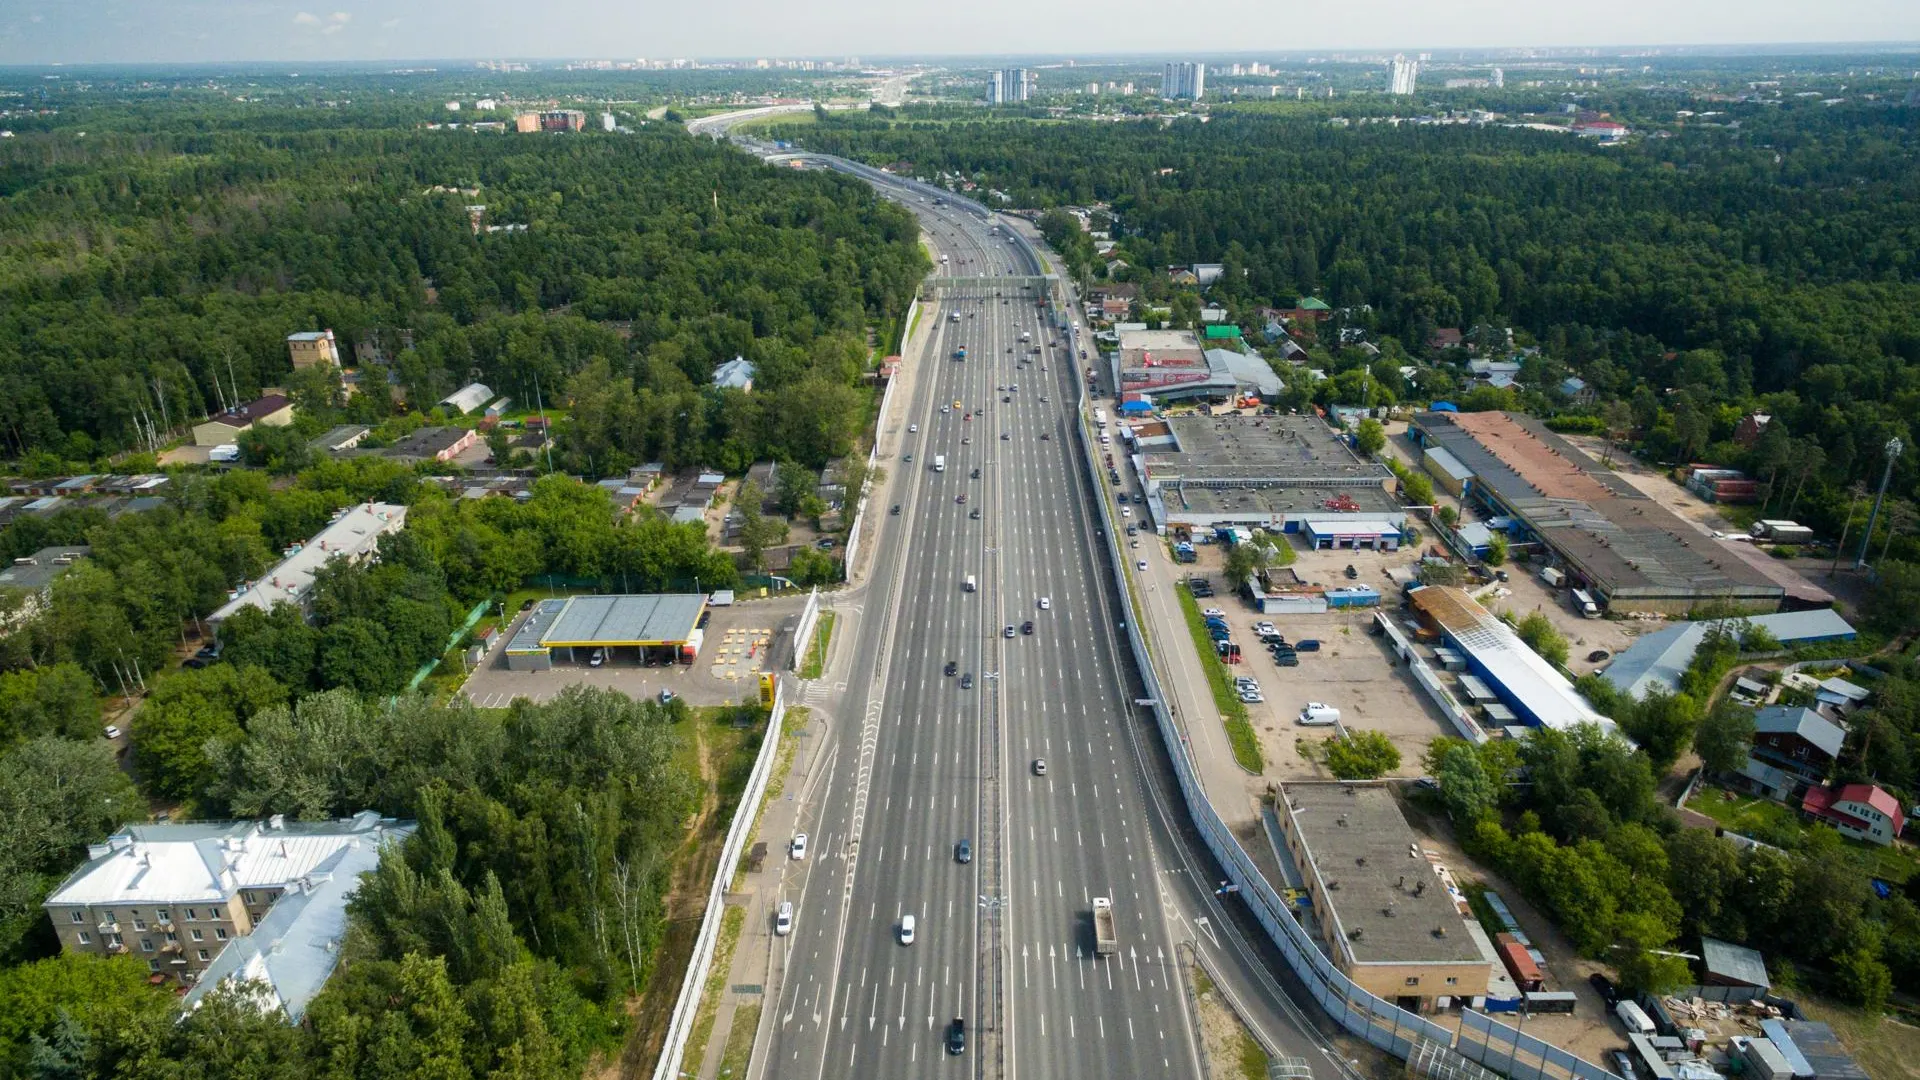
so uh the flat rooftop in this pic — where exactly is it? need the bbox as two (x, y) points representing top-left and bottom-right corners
(1410, 586), (1612, 733)
(538, 594), (707, 647)
(1414, 412), (1784, 602)
(210, 503), (407, 624)
(1144, 415), (1393, 486)
(0, 546), (89, 591)
(1281, 782), (1485, 966)
(1166, 483), (1401, 519)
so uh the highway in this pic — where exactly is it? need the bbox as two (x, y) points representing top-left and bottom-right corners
(754, 182), (1202, 1080)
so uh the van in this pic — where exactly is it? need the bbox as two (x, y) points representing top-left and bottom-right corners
(1572, 588), (1601, 618)
(964, 575), (977, 593)
(1615, 999), (1656, 1037)
(1298, 703), (1341, 726)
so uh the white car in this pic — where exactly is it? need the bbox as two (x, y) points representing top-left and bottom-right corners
(899, 914), (917, 945)
(1121, 507), (1133, 518)
(790, 833), (808, 860)
(1038, 597), (1050, 610)
(1252, 622), (1277, 635)
(103, 725), (122, 740)
(589, 647), (606, 667)
(1239, 692), (1265, 704)
(776, 901), (793, 936)
(1136, 560), (1148, 571)
(909, 423), (919, 433)
(1203, 608), (1225, 619)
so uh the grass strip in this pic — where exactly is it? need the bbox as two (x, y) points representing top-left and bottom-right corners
(681, 904), (747, 1073)
(1174, 584), (1264, 773)
(800, 612), (835, 679)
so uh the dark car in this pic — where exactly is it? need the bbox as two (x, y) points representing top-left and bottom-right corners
(955, 838), (972, 864)
(971, 468), (981, 479)
(956, 494), (967, 504)
(1272, 651), (1299, 667)
(969, 508), (981, 520)
(1294, 639), (1322, 652)
(947, 1018), (967, 1055)
(1587, 649), (1612, 663)
(1589, 972), (1619, 1005)
(945, 660), (958, 677)
(960, 673), (974, 689)
(890, 504), (901, 516)
(1344, 564), (1359, 579)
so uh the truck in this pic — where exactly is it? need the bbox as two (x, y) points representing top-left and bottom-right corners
(1019, 329), (1030, 342)
(1571, 588), (1601, 618)
(949, 311), (961, 322)
(963, 574), (977, 593)
(1092, 897), (1117, 956)
(953, 345), (967, 361)
(1538, 566), (1566, 588)
(1750, 519), (1815, 544)
(1093, 408), (1108, 429)
(933, 454), (946, 473)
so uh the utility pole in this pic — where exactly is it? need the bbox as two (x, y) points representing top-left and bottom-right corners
(1856, 437), (1903, 570)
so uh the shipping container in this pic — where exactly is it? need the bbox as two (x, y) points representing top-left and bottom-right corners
(1496, 933), (1544, 991)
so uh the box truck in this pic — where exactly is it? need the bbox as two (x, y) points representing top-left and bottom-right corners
(1538, 566), (1566, 588)
(1092, 897), (1118, 956)
(1571, 588), (1601, 618)
(933, 455), (946, 472)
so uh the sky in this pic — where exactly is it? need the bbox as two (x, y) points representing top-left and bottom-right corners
(2, 0), (1918, 66)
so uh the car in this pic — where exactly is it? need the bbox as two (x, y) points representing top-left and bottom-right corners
(890, 504), (901, 516)
(790, 833), (808, 860)
(1021, 620), (1034, 635)
(960, 673), (973, 689)
(1589, 972), (1620, 1005)
(659, 688), (676, 704)
(955, 838), (972, 863)
(971, 467), (981, 479)
(1002, 395), (1011, 403)
(1004, 625), (1016, 639)
(1609, 1051), (1635, 1080)
(1130, 538), (1139, 549)
(961, 437), (970, 444)
(1117, 493), (1129, 504)
(589, 647), (606, 668)
(968, 507), (982, 520)
(1345, 564), (1359, 579)
(1239, 692), (1265, 704)
(1039, 597), (1051, 610)
(195, 644), (220, 659)
(899, 914), (916, 945)
(1587, 649), (1612, 663)
(1032, 758), (1047, 775)
(945, 660), (959, 676)
(956, 494), (967, 504)
(909, 423), (919, 433)
(1040, 432), (1051, 440)
(103, 725), (122, 740)
(1136, 559), (1148, 571)
(776, 901), (793, 936)
(183, 657), (208, 669)
(816, 538), (835, 550)
(964, 412), (972, 421)
(1000, 432), (1010, 441)
(1252, 622), (1277, 634)
(941, 405), (951, 414)
(1272, 651), (1299, 667)
(904, 453), (913, 462)
(996, 385), (1005, 392)
(947, 1018), (967, 1055)
(1495, 569), (1509, 582)
(1203, 608), (1225, 618)
(1126, 525), (1138, 537)
(1294, 639), (1322, 652)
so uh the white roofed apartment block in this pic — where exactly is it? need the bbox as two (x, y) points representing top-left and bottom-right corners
(208, 503), (407, 630)
(43, 812), (415, 1020)
(439, 382), (493, 415)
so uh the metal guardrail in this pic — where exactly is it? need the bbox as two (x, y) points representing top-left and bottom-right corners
(651, 682), (789, 1080)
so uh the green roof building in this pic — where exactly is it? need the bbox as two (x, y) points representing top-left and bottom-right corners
(1203, 325), (1243, 340)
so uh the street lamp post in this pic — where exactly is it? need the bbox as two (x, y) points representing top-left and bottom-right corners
(1856, 437), (1904, 570)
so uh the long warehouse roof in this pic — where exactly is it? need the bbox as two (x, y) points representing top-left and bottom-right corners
(1410, 586), (1614, 735)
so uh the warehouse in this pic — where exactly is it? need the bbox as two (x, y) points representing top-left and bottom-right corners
(504, 594), (708, 671)
(1408, 586), (1615, 735)
(1273, 781), (1491, 1012)
(1142, 415), (1402, 535)
(1603, 609), (1857, 699)
(1410, 411), (1785, 614)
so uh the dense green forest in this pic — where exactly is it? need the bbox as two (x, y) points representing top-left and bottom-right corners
(0, 95), (926, 471)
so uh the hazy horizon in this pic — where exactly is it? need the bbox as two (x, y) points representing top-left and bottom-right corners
(3, 1), (1919, 67)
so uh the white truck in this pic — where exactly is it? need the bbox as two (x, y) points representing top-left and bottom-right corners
(1020, 329), (1030, 342)
(1092, 897), (1117, 956)
(1093, 408), (1108, 429)
(1538, 566), (1566, 588)
(963, 575), (977, 593)
(1572, 588), (1601, 618)
(933, 454), (946, 473)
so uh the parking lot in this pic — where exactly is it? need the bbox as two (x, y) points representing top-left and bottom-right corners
(1180, 536), (1456, 781)
(459, 599), (802, 708)
(1473, 560), (1649, 678)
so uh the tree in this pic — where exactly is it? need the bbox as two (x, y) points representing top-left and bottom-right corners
(0, 740), (143, 960)
(0, 954), (172, 1076)
(1866, 560), (1920, 635)
(1612, 909), (1690, 995)
(1224, 539), (1278, 585)
(773, 461), (816, 517)
(0, 664), (99, 747)
(1322, 730), (1400, 780)
(1694, 699), (1756, 775)
(1622, 689), (1699, 773)
(1513, 610), (1569, 668)
(130, 665), (287, 802)
(1434, 741), (1498, 823)
(317, 618), (399, 693)
(1834, 944), (1893, 1016)
(733, 480), (789, 572)
(1436, 504), (1459, 527)
(1353, 417), (1386, 456)
(1485, 534), (1509, 567)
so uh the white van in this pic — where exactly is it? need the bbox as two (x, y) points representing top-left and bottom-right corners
(964, 575), (977, 593)
(1615, 1000), (1655, 1037)
(1298, 703), (1341, 726)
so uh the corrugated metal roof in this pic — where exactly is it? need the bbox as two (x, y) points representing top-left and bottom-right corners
(1409, 587), (1612, 733)
(1700, 936), (1770, 989)
(540, 594), (706, 646)
(1603, 610), (1857, 699)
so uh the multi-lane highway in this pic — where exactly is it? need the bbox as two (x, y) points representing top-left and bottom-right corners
(754, 185), (1203, 1080)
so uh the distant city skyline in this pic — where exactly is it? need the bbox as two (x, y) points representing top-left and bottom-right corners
(2, 0), (1918, 66)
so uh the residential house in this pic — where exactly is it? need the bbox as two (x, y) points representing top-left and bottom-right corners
(1558, 376), (1593, 403)
(286, 330), (340, 370)
(208, 503), (407, 630)
(1467, 358), (1522, 383)
(1429, 328), (1465, 351)
(309, 425), (370, 453)
(1816, 676), (1871, 713)
(384, 426), (478, 464)
(1733, 413), (1772, 448)
(1191, 263), (1224, 286)
(1801, 783), (1905, 846)
(1278, 297), (1332, 324)
(1168, 268), (1199, 286)
(42, 813), (414, 1019)
(193, 395), (295, 447)
(1742, 706), (1844, 801)
(713, 357), (757, 392)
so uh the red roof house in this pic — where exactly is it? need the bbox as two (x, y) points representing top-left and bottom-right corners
(1801, 783), (1905, 846)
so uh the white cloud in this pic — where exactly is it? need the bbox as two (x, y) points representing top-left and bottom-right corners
(329, 11), (351, 22)
(292, 11), (320, 24)
(381, 17), (401, 27)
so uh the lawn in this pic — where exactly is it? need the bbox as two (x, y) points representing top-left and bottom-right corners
(1174, 584), (1264, 773)
(800, 612), (835, 679)
(1688, 784), (1920, 884)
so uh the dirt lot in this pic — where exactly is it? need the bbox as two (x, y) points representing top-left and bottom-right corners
(1473, 564), (1654, 678)
(460, 597), (805, 709)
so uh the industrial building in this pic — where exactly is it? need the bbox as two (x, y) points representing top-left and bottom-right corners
(1601, 609), (1856, 699)
(1408, 586), (1614, 734)
(42, 812), (413, 1020)
(1140, 414), (1402, 536)
(208, 503), (408, 629)
(383, 426), (478, 464)
(1114, 328), (1281, 404)
(503, 594), (708, 671)
(1411, 411), (1788, 614)
(1273, 782), (1491, 1011)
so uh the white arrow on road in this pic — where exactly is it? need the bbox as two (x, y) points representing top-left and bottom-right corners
(1049, 943), (1057, 989)
(1131, 946), (1143, 991)
(1022, 943), (1030, 988)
